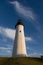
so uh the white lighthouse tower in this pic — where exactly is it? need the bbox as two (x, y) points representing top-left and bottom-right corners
(12, 19), (27, 57)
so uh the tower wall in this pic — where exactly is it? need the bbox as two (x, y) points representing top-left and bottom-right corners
(12, 25), (27, 57)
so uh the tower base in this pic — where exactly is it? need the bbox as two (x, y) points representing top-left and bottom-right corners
(13, 54), (27, 57)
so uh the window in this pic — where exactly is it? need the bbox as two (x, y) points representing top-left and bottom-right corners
(19, 30), (21, 32)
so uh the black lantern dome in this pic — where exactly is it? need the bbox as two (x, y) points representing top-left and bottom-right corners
(15, 19), (24, 28)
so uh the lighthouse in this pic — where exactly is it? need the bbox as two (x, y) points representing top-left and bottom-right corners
(12, 19), (27, 57)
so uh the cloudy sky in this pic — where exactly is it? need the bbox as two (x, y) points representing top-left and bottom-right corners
(0, 0), (43, 57)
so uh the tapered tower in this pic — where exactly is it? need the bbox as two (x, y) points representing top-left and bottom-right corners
(12, 19), (27, 57)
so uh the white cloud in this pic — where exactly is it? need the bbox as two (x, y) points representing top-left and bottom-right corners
(28, 52), (42, 57)
(5, 28), (16, 40)
(9, 1), (43, 37)
(0, 26), (16, 40)
(0, 26), (32, 42)
(0, 46), (12, 54)
(7, 44), (13, 48)
(27, 47), (33, 51)
(25, 37), (33, 41)
(0, 47), (11, 50)
(9, 1), (36, 21)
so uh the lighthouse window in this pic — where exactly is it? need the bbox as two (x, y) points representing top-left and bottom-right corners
(19, 30), (21, 32)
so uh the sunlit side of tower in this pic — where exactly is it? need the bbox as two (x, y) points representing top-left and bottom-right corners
(12, 19), (27, 57)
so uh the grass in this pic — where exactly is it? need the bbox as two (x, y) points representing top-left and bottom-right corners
(0, 57), (43, 65)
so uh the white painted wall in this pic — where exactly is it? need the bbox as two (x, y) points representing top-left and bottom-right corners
(12, 25), (27, 57)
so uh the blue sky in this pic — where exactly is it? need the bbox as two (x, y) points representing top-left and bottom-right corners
(0, 0), (43, 57)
